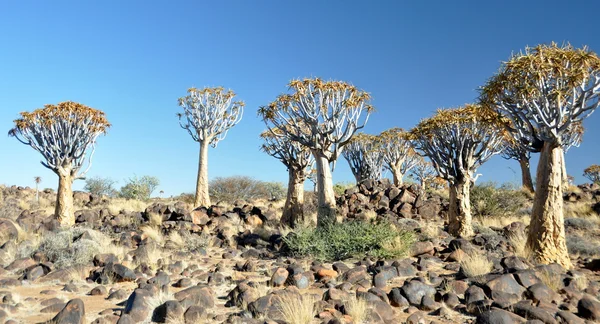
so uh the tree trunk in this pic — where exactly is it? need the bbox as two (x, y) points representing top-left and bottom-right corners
(194, 140), (211, 207)
(560, 151), (569, 190)
(313, 151), (336, 227)
(391, 166), (403, 186)
(448, 177), (473, 237)
(55, 172), (74, 227)
(519, 158), (535, 193)
(281, 168), (308, 228)
(527, 142), (572, 268)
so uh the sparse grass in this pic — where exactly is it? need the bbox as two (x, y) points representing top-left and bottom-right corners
(106, 198), (149, 215)
(147, 212), (164, 227)
(141, 225), (164, 244)
(344, 296), (368, 324)
(166, 231), (208, 252)
(564, 202), (596, 218)
(470, 182), (530, 218)
(277, 293), (317, 324)
(567, 234), (600, 258)
(572, 274), (589, 291)
(144, 289), (175, 322)
(475, 214), (530, 229)
(537, 269), (561, 293)
(459, 250), (493, 279)
(134, 243), (163, 270)
(283, 220), (415, 261)
(420, 222), (441, 240)
(507, 230), (532, 260)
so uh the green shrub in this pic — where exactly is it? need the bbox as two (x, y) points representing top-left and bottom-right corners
(118, 175), (160, 200)
(209, 176), (284, 203)
(283, 220), (415, 261)
(84, 176), (118, 197)
(37, 228), (110, 269)
(333, 182), (355, 196)
(470, 181), (528, 217)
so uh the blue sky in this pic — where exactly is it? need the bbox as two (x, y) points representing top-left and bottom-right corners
(1, 1), (600, 196)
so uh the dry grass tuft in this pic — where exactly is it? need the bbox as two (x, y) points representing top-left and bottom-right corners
(563, 202), (595, 218)
(141, 225), (164, 244)
(459, 250), (493, 279)
(475, 215), (530, 229)
(277, 293), (317, 324)
(507, 230), (532, 260)
(345, 295), (368, 324)
(107, 198), (149, 215)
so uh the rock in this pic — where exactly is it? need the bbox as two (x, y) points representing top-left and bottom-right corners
(107, 289), (128, 300)
(184, 305), (207, 323)
(466, 285), (487, 304)
(577, 295), (600, 321)
(369, 300), (395, 322)
(556, 310), (585, 324)
(513, 270), (541, 288)
(400, 280), (436, 306)
(24, 265), (45, 281)
(476, 307), (526, 324)
(152, 300), (184, 323)
(406, 311), (427, 324)
(89, 286), (107, 296)
(174, 286), (214, 308)
(512, 302), (557, 324)
(49, 298), (85, 324)
(411, 241), (434, 257)
(270, 268), (288, 287)
(420, 295), (440, 311)
(173, 278), (192, 288)
(102, 263), (136, 283)
(389, 288), (409, 307)
(316, 269), (338, 279)
(443, 292), (460, 308)
(485, 274), (526, 297)
(526, 283), (559, 304)
(501, 256), (529, 272)
(124, 289), (152, 322)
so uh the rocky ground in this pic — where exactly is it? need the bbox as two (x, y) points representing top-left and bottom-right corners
(1, 181), (600, 324)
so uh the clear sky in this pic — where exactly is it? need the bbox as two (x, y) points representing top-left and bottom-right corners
(1, 0), (600, 196)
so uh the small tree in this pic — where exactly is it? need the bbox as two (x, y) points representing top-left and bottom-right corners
(258, 78), (373, 226)
(342, 133), (384, 184)
(34, 176), (42, 204)
(177, 87), (244, 208)
(410, 158), (436, 192)
(119, 175), (160, 200)
(410, 104), (504, 237)
(378, 128), (420, 186)
(500, 134), (535, 193)
(584, 165), (600, 184)
(84, 176), (117, 197)
(480, 43), (600, 267)
(9, 102), (110, 226)
(261, 128), (313, 227)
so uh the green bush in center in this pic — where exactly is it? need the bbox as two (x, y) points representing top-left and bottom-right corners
(283, 220), (415, 261)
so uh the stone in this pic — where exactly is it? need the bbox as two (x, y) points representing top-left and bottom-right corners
(124, 289), (152, 322)
(173, 278), (192, 288)
(577, 295), (600, 321)
(174, 286), (214, 308)
(107, 289), (128, 301)
(400, 280), (436, 306)
(49, 299), (85, 324)
(388, 288), (409, 308)
(512, 302), (557, 324)
(556, 310), (585, 324)
(526, 283), (559, 304)
(89, 286), (107, 296)
(485, 274), (526, 297)
(103, 263), (136, 283)
(406, 311), (427, 324)
(466, 285), (487, 304)
(476, 307), (526, 324)
(151, 300), (184, 323)
(410, 241), (435, 257)
(513, 270), (541, 288)
(184, 305), (206, 323)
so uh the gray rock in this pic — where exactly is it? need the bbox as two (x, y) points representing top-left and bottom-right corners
(577, 295), (600, 321)
(151, 300), (184, 323)
(485, 274), (526, 297)
(476, 307), (526, 324)
(49, 299), (85, 324)
(400, 280), (436, 306)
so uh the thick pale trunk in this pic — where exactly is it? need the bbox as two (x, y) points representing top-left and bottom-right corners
(314, 151), (336, 227)
(194, 140), (211, 207)
(519, 158), (535, 193)
(391, 167), (403, 186)
(527, 143), (572, 268)
(281, 168), (309, 227)
(560, 152), (569, 189)
(448, 178), (473, 237)
(55, 172), (74, 227)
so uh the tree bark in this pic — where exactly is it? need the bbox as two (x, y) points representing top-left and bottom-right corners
(194, 140), (211, 207)
(560, 151), (569, 189)
(391, 166), (403, 186)
(313, 151), (336, 227)
(55, 171), (74, 227)
(448, 177), (473, 237)
(519, 158), (535, 193)
(527, 142), (572, 268)
(281, 168), (308, 228)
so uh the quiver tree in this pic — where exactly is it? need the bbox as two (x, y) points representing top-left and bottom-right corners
(480, 43), (600, 268)
(409, 104), (504, 237)
(9, 102), (110, 226)
(34, 176), (42, 204)
(378, 128), (421, 186)
(258, 78), (373, 226)
(501, 134), (535, 193)
(410, 158), (436, 192)
(178, 87), (244, 208)
(261, 128), (314, 227)
(342, 133), (384, 184)
(584, 165), (600, 184)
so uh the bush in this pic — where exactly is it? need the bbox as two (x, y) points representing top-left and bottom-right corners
(209, 176), (281, 203)
(118, 175), (160, 200)
(333, 182), (355, 196)
(567, 234), (600, 257)
(84, 176), (117, 197)
(470, 181), (528, 218)
(37, 228), (111, 269)
(283, 220), (415, 261)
